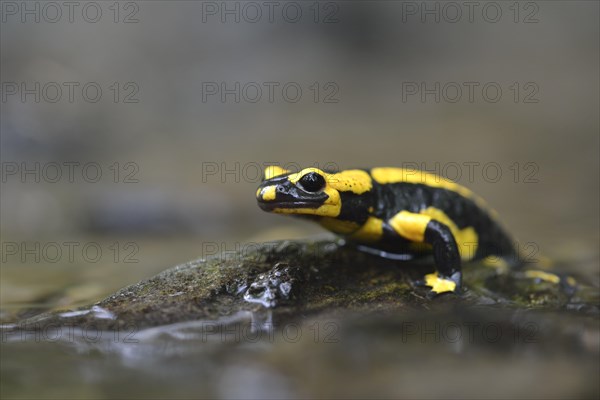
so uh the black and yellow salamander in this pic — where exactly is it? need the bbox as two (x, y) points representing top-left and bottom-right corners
(256, 166), (519, 295)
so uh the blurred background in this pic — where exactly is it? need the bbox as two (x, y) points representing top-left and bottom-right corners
(1, 0), (598, 398)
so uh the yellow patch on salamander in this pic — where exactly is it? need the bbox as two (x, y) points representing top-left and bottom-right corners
(424, 272), (457, 294)
(259, 185), (277, 201)
(350, 216), (384, 242)
(419, 207), (478, 261)
(524, 270), (560, 284)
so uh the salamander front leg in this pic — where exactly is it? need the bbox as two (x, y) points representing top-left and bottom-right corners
(388, 211), (462, 295)
(422, 220), (462, 294)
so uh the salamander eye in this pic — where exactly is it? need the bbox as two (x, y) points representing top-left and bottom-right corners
(299, 172), (326, 193)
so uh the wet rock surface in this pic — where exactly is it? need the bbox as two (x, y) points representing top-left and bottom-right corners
(4, 238), (598, 330)
(243, 262), (308, 308)
(2, 238), (599, 398)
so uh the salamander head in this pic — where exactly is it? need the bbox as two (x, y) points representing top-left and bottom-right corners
(256, 166), (373, 218)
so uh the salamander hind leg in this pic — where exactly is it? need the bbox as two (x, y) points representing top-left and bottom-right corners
(388, 211), (462, 295)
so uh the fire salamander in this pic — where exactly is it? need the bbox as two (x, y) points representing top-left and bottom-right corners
(256, 166), (520, 295)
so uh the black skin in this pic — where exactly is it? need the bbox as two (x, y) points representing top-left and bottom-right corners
(424, 220), (462, 287)
(342, 180), (519, 291)
(258, 170), (519, 292)
(360, 181), (518, 263)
